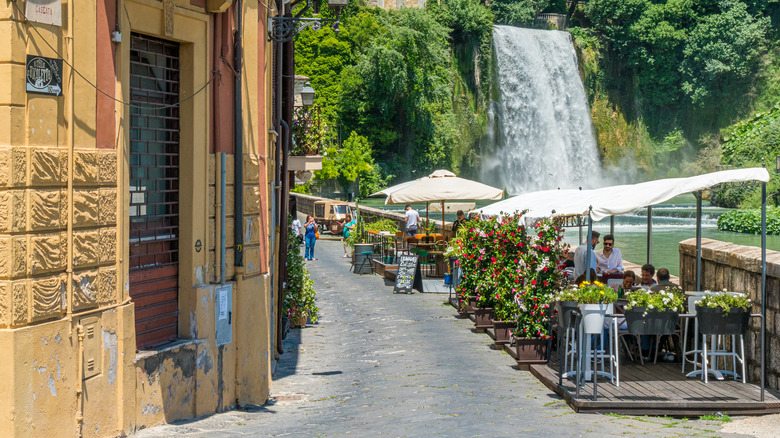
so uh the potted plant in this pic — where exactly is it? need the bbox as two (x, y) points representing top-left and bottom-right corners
(695, 292), (751, 335)
(474, 284), (496, 333)
(491, 287), (518, 346)
(624, 289), (685, 335)
(283, 243), (319, 327)
(511, 218), (568, 365)
(575, 281), (618, 334)
(553, 288), (580, 332)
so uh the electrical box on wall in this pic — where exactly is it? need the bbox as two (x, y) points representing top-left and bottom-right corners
(215, 284), (233, 346)
(80, 316), (101, 379)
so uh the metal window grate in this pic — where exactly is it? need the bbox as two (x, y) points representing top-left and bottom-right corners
(129, 34), (180, 271)
(129, 33), (180, 349)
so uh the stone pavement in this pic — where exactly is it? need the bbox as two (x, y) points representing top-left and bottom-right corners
(133, 239), (748, 437)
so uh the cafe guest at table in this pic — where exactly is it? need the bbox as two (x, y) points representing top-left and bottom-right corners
(451, 210), (467, 237)
(595, 234), (623, 274)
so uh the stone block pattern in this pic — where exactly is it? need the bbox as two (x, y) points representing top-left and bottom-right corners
(680, 238), (780, 390)
(0, 146), (119, 328)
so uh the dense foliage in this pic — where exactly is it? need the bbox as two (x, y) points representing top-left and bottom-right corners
(717, 207), (780, 235)
(284, 243), (319, 322)
(452, 215), (568, 338)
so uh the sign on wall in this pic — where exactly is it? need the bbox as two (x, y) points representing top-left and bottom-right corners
(25, 0), (62, 26)
(25, 55), (63, 96)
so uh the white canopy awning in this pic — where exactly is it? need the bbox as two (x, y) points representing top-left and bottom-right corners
(371, 169), (504, 205)
(474, 167), (770, 222)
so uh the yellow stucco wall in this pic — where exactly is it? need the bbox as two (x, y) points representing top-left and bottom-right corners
(0, 0), (275, 436)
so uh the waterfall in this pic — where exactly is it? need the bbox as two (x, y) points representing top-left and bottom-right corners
(481, 26), (603, 195)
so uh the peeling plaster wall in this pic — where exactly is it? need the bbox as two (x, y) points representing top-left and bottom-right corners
(0, 0), (274, 435)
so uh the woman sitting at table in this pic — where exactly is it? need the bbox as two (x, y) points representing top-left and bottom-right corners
(595, 234), (623, 274)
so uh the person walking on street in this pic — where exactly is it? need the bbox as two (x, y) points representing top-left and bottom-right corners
(291, 217), (303, 245)
(341, 214), (356, 258)
(405, 204), (419, 237)
(304, 215), (317, 261)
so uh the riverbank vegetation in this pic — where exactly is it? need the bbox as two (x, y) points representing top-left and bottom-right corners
(295, 0), (780, 215)
(717, 207), (780, 235)
(571, 0), (780, 208)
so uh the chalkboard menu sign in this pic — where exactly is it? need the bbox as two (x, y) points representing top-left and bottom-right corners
(393, 254), (423, 294)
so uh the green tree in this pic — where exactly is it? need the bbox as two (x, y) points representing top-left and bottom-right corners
(316, 131), (377, 195)
(680, 0), (770, 105)
(490, 0), (547, 26)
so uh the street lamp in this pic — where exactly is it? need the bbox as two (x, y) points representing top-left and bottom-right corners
(268, 0), (349, 42)
(300, 82), (315, 107)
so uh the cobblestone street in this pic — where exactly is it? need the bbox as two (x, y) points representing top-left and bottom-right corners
(134, 239), (746, 437)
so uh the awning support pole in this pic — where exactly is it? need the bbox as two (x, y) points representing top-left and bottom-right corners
(609, 216), (614, 237)
(441, 200), (445, 238)
(761, 182), (767, 402)
(646, 205), (652, 265)
(586, 207), (593, 283)
(696, 191), (702, 292)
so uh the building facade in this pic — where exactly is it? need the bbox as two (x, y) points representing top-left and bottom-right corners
(0, 0), (277, 436)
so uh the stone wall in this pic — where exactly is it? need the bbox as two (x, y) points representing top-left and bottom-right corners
(679, 238), (780, 389)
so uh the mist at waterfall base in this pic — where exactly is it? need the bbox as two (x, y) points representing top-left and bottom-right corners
(480, 26), (605, 194)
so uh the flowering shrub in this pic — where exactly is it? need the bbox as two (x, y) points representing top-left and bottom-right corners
(451, 214), (569, 338)
(572, 281), (617, 304)
(625, 289), (685, 313)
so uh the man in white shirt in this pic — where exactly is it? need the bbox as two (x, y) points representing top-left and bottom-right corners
(291, 217), (302, 245)
(404, 204), (420, 236)
(595, 234), (623, 274)
(574, 231), (600, 280)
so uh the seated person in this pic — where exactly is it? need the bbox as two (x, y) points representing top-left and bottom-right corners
(622, 270), (640, 292)
(574, 269), (598, 286)
(563, 252), (575, 268)
(451, 210), (467, 237)
(595, 234), (623, 275)
(650, 268), (681, 293)
(639, 263), (657, 290)
(574, 231), (600, 279)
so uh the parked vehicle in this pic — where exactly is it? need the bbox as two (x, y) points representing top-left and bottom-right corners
(313, 200), (353, 235)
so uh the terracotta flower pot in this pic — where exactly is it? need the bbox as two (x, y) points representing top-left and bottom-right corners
(513, 336), (548, 365)
(492, 320), (514, 345)
(290, 314), (308, 328)
(466, 296), (478, 314)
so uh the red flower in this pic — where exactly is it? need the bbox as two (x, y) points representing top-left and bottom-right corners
(531, 280), (537, 285)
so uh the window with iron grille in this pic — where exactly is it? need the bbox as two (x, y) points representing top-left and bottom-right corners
(128, 33), (180, 349)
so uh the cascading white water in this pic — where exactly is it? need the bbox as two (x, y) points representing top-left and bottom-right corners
(481, 25), (603, 194)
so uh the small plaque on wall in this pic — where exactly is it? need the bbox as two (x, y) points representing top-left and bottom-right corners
(25, 0), (62, 27)
(26, 55), (63, 96)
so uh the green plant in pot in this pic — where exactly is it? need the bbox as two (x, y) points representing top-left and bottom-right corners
(283, 243), (319, 327)
(695, 292), (752, 335)
(575, 281), (618, 334)
(624, 290), (685, 335)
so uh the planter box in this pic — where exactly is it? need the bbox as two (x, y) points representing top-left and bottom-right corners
(466, 296), (478, 314)
(624, 308), (678, 335)
(474, 307), (494, 332)
(696, 305), (750, 335)
(492, 320), (514, 345)
(556, 300), (578, 328)
(288, 154), (323, 171)
(579, 303), (610, 334)
(513, 336), (548, 365)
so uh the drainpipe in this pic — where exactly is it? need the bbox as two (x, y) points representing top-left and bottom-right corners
(234, 0), (244, 270)
(277, 120), (290, 355)
(220, 153), (226, 283)
(75, 325), (85, 437)
(272, 36), (284, 358)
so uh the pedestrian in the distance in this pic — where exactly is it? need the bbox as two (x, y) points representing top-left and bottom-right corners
(341, 214), (355, 258)
(404, 204), (419, 237)
(291, 216), (303, 245)
(304, 215), (317, 261)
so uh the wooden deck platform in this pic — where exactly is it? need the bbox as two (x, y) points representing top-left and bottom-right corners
(447, 296), (780, 415)
(531, 361), (780, 416)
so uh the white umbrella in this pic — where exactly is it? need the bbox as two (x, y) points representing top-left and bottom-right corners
(371, 170), (504, 234)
